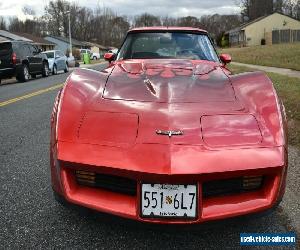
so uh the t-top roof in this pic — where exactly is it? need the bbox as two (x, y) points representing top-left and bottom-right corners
(128, 26), (207, 33)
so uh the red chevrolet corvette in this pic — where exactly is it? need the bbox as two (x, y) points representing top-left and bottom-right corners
(50, 27), (287, 224)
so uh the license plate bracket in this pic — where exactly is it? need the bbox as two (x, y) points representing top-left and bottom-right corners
(141, 183), (198, 219)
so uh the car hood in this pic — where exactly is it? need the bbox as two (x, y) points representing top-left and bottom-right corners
(77, 60), (255, 148)
(57, 63), (283, 154)
(103, 59), (236, 103)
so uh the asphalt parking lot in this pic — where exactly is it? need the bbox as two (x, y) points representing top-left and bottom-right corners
(0, 63), (299, 249)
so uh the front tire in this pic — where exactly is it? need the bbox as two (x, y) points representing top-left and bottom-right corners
(53, 190), (67, 206)
(53, 64), (57, 75)
(93, 56), (97, 60)
(64, 63), (69, 73)
(42, 62), (49, 77)
(16, 64), (30, 82)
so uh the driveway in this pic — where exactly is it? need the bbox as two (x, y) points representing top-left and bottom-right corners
(232, 62), (300, 79)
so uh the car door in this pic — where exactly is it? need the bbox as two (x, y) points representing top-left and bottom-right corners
(26, 44), (42, 73)
(24, 44), (35, 73)
(53, 51), (59, 70)
(31, 45), (43, 73)
(57, 51), (65, 70)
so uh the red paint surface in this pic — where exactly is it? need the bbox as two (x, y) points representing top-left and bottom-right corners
(50, 27), (287, 224)
(128, 26), (207, 34)
(201, 114), (262, 147)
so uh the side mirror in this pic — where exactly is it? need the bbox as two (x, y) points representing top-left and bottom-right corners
(220, 54), (232, 65)
(104, 53), (115, 62)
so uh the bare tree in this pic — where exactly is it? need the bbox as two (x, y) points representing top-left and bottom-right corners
(283, 0), (300, 19)
(235, 0), (251, 21)
(274, 0), (284, 12)
(43, 0), (69, 36)
(237, 0), (274, 21)
(161, 16), (177, 26)
(200, 14), (242, 42)
(237, 0), (300, 21)
(6, 0), (245, 48)
(134, 13), (161, 27)
(0, 17), (6, 30)
(9, 17), (45, 36)
(22, 5), (36, 16)
(177, 16), (202, 27)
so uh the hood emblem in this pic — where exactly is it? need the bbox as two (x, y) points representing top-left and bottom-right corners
(156, 130), (184, 138)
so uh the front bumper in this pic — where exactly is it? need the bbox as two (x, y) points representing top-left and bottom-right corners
(50, 143), (287, 224)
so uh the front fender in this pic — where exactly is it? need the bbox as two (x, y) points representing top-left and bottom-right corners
(56, 68), (112, 143)
(230, 71), (286, 148)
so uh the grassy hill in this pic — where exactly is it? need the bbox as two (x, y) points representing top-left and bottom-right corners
(221, 43), (300, 71)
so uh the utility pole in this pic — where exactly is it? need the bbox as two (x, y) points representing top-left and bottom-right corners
(66, 11), (72, 57)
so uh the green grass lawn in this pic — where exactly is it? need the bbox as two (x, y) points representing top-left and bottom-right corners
(228, 64), (300, 148)
(221, 43), (300, 71)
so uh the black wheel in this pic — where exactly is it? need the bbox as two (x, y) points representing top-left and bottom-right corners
(64, 63), (69, 73)
(16, 64), (30, 82)
(93, 56), (97, 60)
(31, 74), (36, 79)
(52, 64), (57, 75)
(42, 62), (49, 77)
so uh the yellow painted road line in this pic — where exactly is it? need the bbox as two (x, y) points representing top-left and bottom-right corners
(0, 83), (63, 107)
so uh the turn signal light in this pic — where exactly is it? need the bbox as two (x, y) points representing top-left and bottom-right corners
(12, 52), (17, 65)
(243, 176), (263, 190)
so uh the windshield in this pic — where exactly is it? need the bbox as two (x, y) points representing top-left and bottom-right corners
(117, 32), (219, 61)
(45, 52), (54, 59)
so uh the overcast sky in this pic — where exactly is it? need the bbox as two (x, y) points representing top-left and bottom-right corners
(0, 0), (240, 20)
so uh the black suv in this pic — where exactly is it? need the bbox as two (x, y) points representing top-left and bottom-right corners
(0, 41), (49, 84)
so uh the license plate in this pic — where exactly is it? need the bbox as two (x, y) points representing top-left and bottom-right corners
(141, 184), (197, 218)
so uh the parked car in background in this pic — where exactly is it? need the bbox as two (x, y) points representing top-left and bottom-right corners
(0, 41), (49, 83)
(108, 48), (118, 54)
(90, 52), (100, 60)
(79, 49), (100, 60)
(67, 56), (76, 67)
(80, 49), (91, 58)
(80, 49), (90, 55)
(43, 50), (68, 75)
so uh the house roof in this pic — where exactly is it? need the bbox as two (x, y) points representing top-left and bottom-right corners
(46, 35), (86, 46)
(226, 12), (300, 35)
(0, 30), (32, 41)
(11, 32), (55, 46)
(82, 41), (107, 50)
(0, 36), (9, 42)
